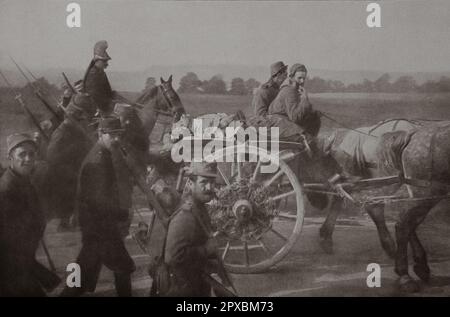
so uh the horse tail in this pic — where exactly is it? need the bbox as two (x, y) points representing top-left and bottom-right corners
(376, 130), (415, 173)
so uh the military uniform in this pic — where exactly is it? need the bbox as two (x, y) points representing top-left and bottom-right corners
(46, 120), (92, 223)
(252, 61), (287, 117)
(252, 81), (280, 117)
(60, 118), (135, 297)
(0, 133), (57, 296)
(83, 40), (114, 115)
(163, 197), (212, 297)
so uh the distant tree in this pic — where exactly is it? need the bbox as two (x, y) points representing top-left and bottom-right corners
(373, 73), (391, 92)
(229, 77), (247, 95)
(178, 72), (202, 93)
(361, 78), (375, 92)
(438, 76), (450, 92)
(391, 76), (417, 92)
(143, 77), (156, 91)
(306, 77), (328, 93)
(244, 78), (261, 95)
(328, 80), (346, 92)
(202, 75), (227, 94)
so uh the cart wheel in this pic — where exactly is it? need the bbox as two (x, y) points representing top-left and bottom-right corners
(208, 146), (305, 274)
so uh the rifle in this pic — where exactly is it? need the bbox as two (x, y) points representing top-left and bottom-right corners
(24, 65), (60, 106)
(0, 69), (49, 141)
(62, 72), (76, 94)
(189, 202), (238, 297)
(9, 57), (62, 122)
(117, 143), (170, 228)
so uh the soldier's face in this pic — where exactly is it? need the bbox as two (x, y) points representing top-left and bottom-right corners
(95, 60), (109, 70)
(276, 69), (288, 84)
(9, 142), (37, 177)
(192, 176), (216, 203)
(293, 71), (307, 87)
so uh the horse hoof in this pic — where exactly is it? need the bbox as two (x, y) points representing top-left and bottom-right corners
(413, 265), (431, 283)
(319, 238), (334, 254)
(398, 275), (420, 293)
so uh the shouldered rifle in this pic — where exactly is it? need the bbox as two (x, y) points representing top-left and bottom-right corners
(0, 69), (49, 141)
(9, 57), (62, 122)
(62, 72), (76, 94)
(116, 143), (170, 229)
(24, 65), (60, 106)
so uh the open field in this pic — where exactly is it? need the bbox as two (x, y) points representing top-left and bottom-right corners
(2, 91), (450, 158)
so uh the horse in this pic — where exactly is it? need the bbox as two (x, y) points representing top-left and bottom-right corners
(39, 76), (185, 228)
(134, 75), (185, 138)
(313, 119), (450, 292)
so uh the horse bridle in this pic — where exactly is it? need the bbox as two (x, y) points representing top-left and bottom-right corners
(158, 84), (181, 121)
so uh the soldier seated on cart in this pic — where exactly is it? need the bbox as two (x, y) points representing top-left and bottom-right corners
(268, 63), (321, 145)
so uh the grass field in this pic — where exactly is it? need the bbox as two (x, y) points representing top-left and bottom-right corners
(178, 92), (450, 133)
(1, 91), (450, 160)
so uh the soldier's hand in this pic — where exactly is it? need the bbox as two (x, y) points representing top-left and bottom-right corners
(100, 133), (121, 150)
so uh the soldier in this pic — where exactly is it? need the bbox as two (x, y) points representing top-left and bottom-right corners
(46, 93), (96, 231)
(60, 116), (135, 297)
(161, 162), (219, 297)
(83, 40), (115, 116)
(0, 133), (60, 296)
(252, 61), (288, 117)
(268, 63), (321, 141)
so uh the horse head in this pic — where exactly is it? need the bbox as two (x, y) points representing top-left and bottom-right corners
(138, 75), (186, 137)
(158, 75), (186, 122)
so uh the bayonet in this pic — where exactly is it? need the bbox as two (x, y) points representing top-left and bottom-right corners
(0, 69), (49, 141)
(9, 56), (61, 121)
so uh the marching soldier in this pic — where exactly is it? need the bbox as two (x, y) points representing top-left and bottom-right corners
(0, 133), (60, 296)
(46, 93), (96, 231)
(60, 116), (135, 297)
(83, 40), (115, 116)
(161, 162), (220, 297)
(252, 61), (288, 117)
(268, 63), (321, 140)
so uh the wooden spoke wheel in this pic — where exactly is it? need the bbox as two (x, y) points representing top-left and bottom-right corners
(207, 146), (305, 274)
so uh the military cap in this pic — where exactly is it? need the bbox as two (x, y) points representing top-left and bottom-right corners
(289, 63), (308, 77)
(186, 161), (217, 178)
(98, 116), (125, 134)
(270, 61), (288, 77)
(7, 133), (37, 155)
(93, 40), (111, 61)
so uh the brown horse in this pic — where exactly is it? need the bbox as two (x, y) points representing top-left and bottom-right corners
(315, 119), (450, 292)
(40, 76), (185, 226)
(134, 75), (185, 138)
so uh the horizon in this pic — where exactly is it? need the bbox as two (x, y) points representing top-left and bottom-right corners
(1, 1), (450, 76)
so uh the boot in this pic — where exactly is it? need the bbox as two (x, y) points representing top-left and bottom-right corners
(114, 273), (132, 297)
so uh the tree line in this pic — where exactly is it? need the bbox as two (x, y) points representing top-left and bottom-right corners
(166, 72), (450, 95)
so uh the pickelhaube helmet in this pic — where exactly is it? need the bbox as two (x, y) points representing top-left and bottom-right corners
(93, 40), (111, 61)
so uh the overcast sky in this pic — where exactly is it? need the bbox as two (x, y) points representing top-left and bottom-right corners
(1, 0), (449, 73)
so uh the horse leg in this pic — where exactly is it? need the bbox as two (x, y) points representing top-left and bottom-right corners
(409, 211), (433, 283)
(319, 195), (343, 254)
(365, 203), (396, 259)
(394, 201), (433, 293)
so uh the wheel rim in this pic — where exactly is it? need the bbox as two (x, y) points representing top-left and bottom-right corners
(207, 146), (305, 274)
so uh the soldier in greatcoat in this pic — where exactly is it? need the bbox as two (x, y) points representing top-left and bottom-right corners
(60, 116), (135, 297)
(0, 133), (60, 296)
